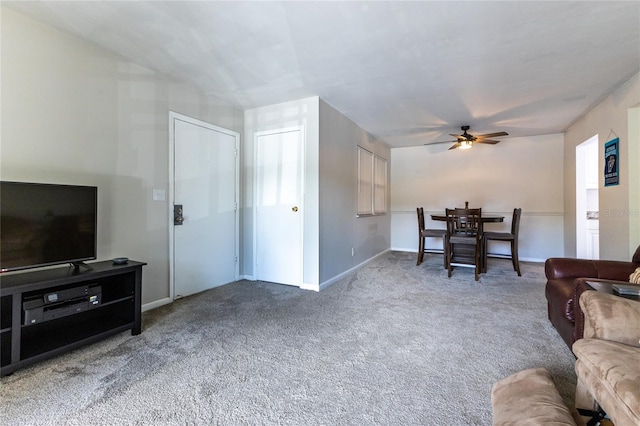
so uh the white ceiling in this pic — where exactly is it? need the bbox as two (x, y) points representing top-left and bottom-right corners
(5, 1), (640, 148)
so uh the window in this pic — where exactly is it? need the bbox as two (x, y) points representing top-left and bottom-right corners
(374, 155), (387, 214)
(357, 146), (387, 216)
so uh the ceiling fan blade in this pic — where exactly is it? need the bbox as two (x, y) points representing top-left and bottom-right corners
(426, 127), (507, 148)
(424, 139), (457, 145)
(477, 132), (508, 138)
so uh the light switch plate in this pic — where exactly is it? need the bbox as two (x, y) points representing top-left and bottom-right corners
(153, 189), (166, 201)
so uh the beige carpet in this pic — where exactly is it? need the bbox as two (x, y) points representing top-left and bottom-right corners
(0, 251), (576, 425)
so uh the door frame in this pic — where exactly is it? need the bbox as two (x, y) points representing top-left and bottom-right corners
(576, 134), (599, 259)
(253, 126), (305, 286)
(168, 111), (240, 300)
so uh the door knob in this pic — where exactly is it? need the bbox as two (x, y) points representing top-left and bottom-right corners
(292, 206), (299, 212)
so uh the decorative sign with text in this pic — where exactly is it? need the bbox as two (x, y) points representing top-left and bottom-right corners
(604, 137), (619, 187)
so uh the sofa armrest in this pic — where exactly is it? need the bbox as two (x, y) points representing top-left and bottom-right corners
(579, 290), (640, 347)
(545, 258), (598, 280)
(573, 278), (593, 342)
(572, 278), (634, 342)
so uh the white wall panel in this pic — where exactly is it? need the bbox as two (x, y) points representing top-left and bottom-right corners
(564, 72), (640, 260)
(1, 9), (242, 305)
(391, 134), (565, 262)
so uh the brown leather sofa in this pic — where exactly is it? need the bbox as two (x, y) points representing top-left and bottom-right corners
(544, 245), (640, 349)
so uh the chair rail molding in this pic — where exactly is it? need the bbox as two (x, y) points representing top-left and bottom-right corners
(391, 210), (564, 262)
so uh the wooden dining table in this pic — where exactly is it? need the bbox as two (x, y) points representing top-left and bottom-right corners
(430, 213), (504, 223)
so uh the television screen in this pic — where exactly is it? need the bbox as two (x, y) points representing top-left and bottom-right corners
(1, 181), (97, 272)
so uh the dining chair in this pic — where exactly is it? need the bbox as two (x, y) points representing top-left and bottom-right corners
(445, 207), (482, 281)
(416, 207), (446, 267)
(483, 208), (522, 276)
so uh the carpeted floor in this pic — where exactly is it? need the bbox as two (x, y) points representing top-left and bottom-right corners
(0, 251), (576, 425)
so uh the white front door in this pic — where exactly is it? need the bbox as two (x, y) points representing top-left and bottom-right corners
(255, 128), (303, 286)
(171, 113), (239, 298)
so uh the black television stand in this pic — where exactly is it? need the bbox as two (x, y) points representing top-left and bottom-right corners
(70, 261), (93, 271)
(0, 260), (146, 376)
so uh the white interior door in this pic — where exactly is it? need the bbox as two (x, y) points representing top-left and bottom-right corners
(172, 113), (239, 298)
(255, 128), (303, 286)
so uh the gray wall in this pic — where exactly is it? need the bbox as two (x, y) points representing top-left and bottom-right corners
(564, 72), (640, 260)
(244, 98), (391, 289)
(3, 8), (390, 301)
(1, 8), (243, 306)
(319, 100), (391, 285)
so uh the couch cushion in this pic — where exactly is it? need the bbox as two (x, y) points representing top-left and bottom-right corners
(573, 339), (640, 425)
(580, 290), (640, 347)
(491, 368), (576, 426)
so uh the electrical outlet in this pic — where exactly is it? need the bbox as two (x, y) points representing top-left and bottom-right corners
(351, 247), (355, 256)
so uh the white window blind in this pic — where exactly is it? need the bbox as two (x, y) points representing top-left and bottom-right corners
(357, 146), (387, 216)
(374, 155), (387, 214)
(357, 147), (373, 215)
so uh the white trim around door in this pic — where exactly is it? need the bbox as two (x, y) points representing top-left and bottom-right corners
(169, 111), (240, 300)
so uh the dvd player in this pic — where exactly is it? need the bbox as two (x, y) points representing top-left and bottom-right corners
(23, 284), (102, 326)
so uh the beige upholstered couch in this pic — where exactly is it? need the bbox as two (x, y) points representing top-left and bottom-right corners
(492, 290), (640, 425)
(573, 290), (640, 426)
(492, 367), (582, 425)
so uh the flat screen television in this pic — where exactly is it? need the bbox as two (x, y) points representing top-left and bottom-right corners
(1, 181), (97, 272)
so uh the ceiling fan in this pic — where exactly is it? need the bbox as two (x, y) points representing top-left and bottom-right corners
(425, 126), (509, 150)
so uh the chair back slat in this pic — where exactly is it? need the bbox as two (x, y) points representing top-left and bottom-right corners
(416, 207), (446, 267)
(445, 207), (482, 280)
(446, 208), (482, 238)
(417, 207), (425, 231)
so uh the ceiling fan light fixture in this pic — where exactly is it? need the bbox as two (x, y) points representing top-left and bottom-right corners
(459, 140), (472, 150)
(427, 126), (508, 150)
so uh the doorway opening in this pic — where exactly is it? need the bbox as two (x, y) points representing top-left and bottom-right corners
(576, 135), (599, 259)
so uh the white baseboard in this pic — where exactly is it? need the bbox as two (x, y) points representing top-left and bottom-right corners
(392, 246), (419, 253)
(318, 249), (391, 291)
(519, 257), (545, 263)
(392, 248), (545, 264)
(142, 297), (172, 312)
(300, 282), (320, 292)
(141, 249), (543, 312)
(391, 247), (444, 253)
(143, 248), (540, 310)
